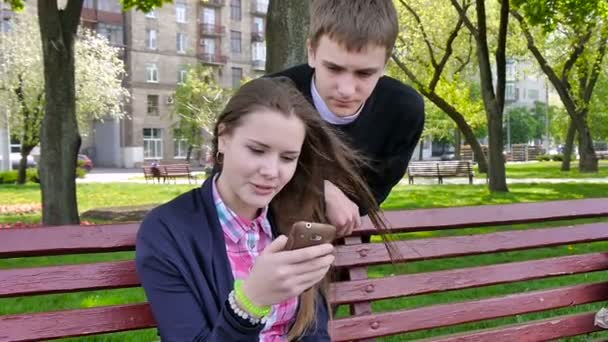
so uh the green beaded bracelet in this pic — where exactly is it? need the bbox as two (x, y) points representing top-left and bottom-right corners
(234, 279), (271, 318)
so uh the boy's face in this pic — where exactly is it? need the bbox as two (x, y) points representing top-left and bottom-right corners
(308, 35), (387, 117)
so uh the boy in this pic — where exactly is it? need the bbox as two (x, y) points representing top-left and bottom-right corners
(271, 0), (425, 237)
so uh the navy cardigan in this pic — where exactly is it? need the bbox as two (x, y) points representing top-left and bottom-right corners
(135, 177), (331, 341)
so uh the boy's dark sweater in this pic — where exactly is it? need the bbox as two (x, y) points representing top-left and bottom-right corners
(271, 64), (425, 208)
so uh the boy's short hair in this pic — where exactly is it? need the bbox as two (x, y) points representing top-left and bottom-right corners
(308, 0), (399, 58)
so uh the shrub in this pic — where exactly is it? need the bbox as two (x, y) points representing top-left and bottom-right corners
(536, 154), (551, 162)
(552, 154), (564, 161)
(0, 170), (18, 184)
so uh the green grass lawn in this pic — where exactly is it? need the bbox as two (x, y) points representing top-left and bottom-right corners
(1, 180), (608, 341)
(500, 160), (608, 179)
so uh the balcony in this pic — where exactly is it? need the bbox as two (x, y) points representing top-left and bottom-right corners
(201, 0), (225, 7)
(198, 53), (228, 65)
(200, 23), (225, 37)
(251, 27), (264, 42)
(251, 0), (268, 16)
(252, 60), (265, 71)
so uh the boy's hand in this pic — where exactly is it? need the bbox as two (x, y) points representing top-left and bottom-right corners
(324, 180), (361, 237)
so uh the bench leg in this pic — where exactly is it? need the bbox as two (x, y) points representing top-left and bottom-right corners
(409, 176), (414, 185)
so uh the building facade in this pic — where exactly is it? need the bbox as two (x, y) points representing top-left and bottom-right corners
(81, 0), (268, 167)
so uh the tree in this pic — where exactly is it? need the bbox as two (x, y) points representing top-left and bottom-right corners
(447, 0), (511, 192)
(511, 0), (608, 171)
(4, 0), (169, 225)
(504, 106), (543, 145)
(0, 12), (128, 185)
(173, 65), (232, 162)
(265, 0), (310, 73)
(391, 0), (489, 173)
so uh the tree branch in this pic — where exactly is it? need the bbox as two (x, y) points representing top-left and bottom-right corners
(495, 0), (510, 112)
(583, 25), (608, 104)
(391, 53), (428, 92)
(63, 0), (85, 34)
(450, 0), (478, 38)
(511, 9), (578, 115)
(430, 10), (467, 91)
(561, 27), (593, 83)
(454, 33), (473, 74)
(399, 0), (438, 68)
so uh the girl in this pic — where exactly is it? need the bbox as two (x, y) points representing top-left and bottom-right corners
(136, 77), (386, 341)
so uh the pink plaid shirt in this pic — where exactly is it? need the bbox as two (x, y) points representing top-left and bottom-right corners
(212, 178), (298, 341)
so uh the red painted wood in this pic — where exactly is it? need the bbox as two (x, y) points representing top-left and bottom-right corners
(330, 252), (608, 305)
(0, 224), (139, 257)
(424, 312), (600, 342)
(0, 260), (139, 297)
(329, 283), (608, 341)
(0, 303), (155, 342)
(343, 236), (374, 319)
(335, 222), (608, 267)
(356, 198), (608, 235)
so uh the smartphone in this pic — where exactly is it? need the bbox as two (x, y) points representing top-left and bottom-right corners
(285, 221), (336, 250)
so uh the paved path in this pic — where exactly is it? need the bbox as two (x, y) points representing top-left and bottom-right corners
(79, 168), (608, 185)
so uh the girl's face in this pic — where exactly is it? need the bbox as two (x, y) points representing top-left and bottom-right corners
(216, 108), (306, 219)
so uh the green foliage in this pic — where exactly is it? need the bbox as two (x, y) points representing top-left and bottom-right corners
(173, 65), (232, 157)
(536, 154), (551, 161)
(504, 106), (544, 145)
(0, 169), (39, 184)
(512, 0), (608, 32)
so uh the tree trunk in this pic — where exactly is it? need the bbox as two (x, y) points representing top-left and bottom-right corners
(265, 0), (310, 73)
(454, 128), (461, 160)
(423, 92), (488, 173)
(573, 111), (598, 172)
(17, 144), (36, 185)
(38, 0), (83, 225)
(561, 119), (576, 171)
(468, 0), (508, 191)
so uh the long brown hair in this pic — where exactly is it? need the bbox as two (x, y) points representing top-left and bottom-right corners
(212, 77), (388, 339)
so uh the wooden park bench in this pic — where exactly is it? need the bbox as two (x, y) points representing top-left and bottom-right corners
(597, 151), (608, 160)
(408, 160), (475, 184)
(162, 163), (198, 184)
(1, 198), (608, 341)
(142, 165), (166, 183)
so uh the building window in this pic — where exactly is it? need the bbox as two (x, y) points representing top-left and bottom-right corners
(230, 30), (241, 54)
(176, 32), (187, 53)
(505, 83), (516, 101)
(253, 16), (264, 35)
(146, 29), (158, 50)
(202, 7), (216, 25)
(98, 23), (124, 46)
(145, 9), (158, 18)
(252, 41), (266, 61)
(143, 128), (163, 159)
(173, 129), (188, 158)
(202, 38), (216, 54)
(231, 67), (242, 88)
(528, 88), (539, 101)
(252, 0), (268, 14)
(230, 0), (241, 21)
(147, 95), (159, 116)
(178, 67), (188, 84)
(97, 0), (122, 12)
(146, 63), (159, 83)
(175, 3), (187, 23)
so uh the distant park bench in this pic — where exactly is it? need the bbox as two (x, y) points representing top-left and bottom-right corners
(1, 198), (608, 341)
(597, 151), (608, 160)
(407, 160), (475, 184)
(142, 164), (198, 184)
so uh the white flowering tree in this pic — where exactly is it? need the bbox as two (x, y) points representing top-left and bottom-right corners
(0, 12), (128, 184)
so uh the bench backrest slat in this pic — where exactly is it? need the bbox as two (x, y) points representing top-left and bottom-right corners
(0, 260), (138, 297)
(0, 224), (138, 257)
(336, 222), (608, 267)
(425, 311), (598, 342)
(355, 198), (608, 234)
(0, 303), (154, 342)
(330, 252), (608, 305)
(329, 282), (608, 341)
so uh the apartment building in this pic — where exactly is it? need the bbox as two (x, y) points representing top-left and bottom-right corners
(80, 0), (269, 167)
